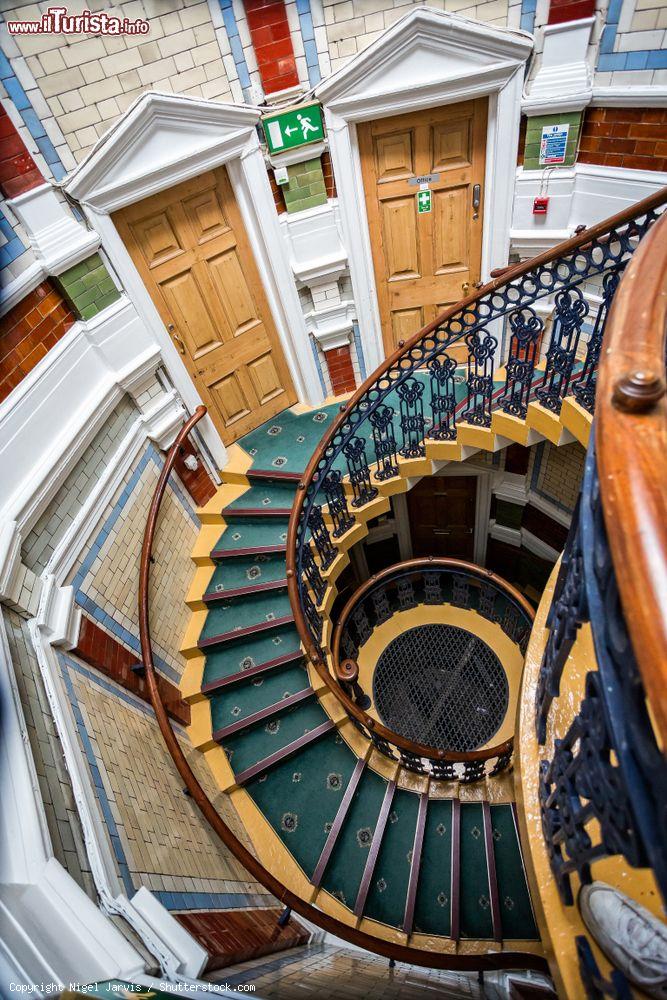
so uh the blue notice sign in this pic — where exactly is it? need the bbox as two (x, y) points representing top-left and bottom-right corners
(539, 123), (570, 165)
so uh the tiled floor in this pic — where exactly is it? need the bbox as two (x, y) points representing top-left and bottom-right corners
(208, 943), (486, 998)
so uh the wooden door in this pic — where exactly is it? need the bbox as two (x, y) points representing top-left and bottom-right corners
(114, 167), (297, 443)
(407, 475), (477, 560)
(358, 99), (487, 360)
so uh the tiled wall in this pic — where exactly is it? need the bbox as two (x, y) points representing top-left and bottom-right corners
(578, 106), (667, 171)
(320, 0), (510, 75)
(529, 440), (585, 514)
(55, 252), (121, 321)
(0, 101), (44, 197)
(1, 0), (234, 162)
(4, 609), (96, 899)
(59, 650), (273, 909)
(0, 279), (76, 402)
(596, 0), (667, 84)
(547, 0), (594, 24)
(22, 395), (138, 573)
(66, 441), (198, 683)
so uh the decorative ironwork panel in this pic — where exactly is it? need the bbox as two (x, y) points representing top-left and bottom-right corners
(428, 355), (458, 440)
(424, 571), (443, 605)
(535, 287), (588, 414)
(369, 404), (399, 480)
(396, 577), (416, 610)
(478, 583), (498, 622)
(431, 759), (459, 781)
(371, 588), (391, 625)
(460, 759), (487, 784)
(351, 603), (372, 647)
(303, 587), (323, 645)
(572, 269), (622, 414)
(397, 377), (426, 458)
(451, 576), (471, 609)
(461, 327), (498, 427)
(343, 436), (378, 508)
(489, 749), (513, 777)
(498, 306), (543, 418)
(322, 469), (354, 538)
(302, 545), (325, 606)
(309, 504), (335, 570)
(399, 749), (428, 775)
(535, 495), (587, 744)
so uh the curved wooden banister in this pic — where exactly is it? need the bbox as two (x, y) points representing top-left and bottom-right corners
(596, 209), (667, 746)
(330, 557), (535, 763)
(138, 406), (548, 974)
(287, 184), (667, 764)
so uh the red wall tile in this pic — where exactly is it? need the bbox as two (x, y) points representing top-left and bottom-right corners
(0, 104), (44, 198)
(73, 614), (190, 726)
(0, 280), (75, 402)
(325, 345), (357, 395)
(244, 0), (299, 94)
(547, 0), (595, 23)
(578, 107), (667, 172)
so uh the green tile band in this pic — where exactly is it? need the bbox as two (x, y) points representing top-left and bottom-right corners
(56, 252), (121, 321)
(283, 156), (328, 214)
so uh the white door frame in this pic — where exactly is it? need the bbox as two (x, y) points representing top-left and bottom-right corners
(315, 9), (532, 374)
(64, 92), (324, 467)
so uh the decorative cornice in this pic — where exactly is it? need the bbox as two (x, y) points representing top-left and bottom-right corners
(315, 8), (532, 120)
(522, 16), (595, 116)
(268, 140), (326, 169)
(63, 91), (261, 212)
(0, 260), (44, 317)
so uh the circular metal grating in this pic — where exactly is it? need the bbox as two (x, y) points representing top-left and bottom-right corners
(372, 624), (509, 752)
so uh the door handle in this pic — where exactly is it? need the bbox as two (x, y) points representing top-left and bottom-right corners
(433, 529), (452, 536)
(462, 282), (470, 296)
(472, 183), (481, 220)
(168, 324), (186, 355)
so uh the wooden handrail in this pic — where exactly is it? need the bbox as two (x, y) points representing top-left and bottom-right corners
(329, 557), (534, 763)
(596, 210), (667, 745)
(287, 185), (667, 764)
(138, 406), (548, 973)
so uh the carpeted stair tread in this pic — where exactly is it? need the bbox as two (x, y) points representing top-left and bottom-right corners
(491, 805), (538, 940)
(202, 624), (302, 688)
(412, 799), (453, 938)
(223, 482), (297, 515)
(460, 802), (493, 940)
(205, 554), (288, 600)
(362, 786), (420, 929)
(320, 767), (389, 913)
(200, 589), (292, 644)
(239, 405), (339, 474)
(221, 696), (328, 775)
(245, 729), (358, 880)
(212, 518), (289, 557)
(209, 662), (309, 732)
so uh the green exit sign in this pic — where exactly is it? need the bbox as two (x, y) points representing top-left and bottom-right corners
(262, 102), (325, 155)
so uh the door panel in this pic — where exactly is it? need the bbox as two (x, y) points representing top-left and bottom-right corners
(114, 166), (296, 444)
(359, 100), (487, 358)
(407, 475), (477, 561)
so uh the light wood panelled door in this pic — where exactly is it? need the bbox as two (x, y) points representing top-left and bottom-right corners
(358, 99), (487, 359)
(114, 167), (297, 443)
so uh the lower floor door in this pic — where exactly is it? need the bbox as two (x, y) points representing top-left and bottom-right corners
(407, 475), (477, 560)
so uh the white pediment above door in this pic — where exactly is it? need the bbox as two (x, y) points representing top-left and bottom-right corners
(315, 8), (533, 121)
(64, 91), (261, 213)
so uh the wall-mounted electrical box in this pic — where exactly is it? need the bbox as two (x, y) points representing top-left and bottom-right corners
(533, 196), (549, 215)
(274, 166), (289, 186)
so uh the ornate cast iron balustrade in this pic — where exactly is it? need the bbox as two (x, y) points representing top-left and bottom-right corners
(288, 190), (667, 680)
(330, 559), (534, 782)
(534, 208), (667, 926)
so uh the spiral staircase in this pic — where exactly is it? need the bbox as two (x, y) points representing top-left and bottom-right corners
(139, 187), (667, 993)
